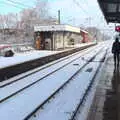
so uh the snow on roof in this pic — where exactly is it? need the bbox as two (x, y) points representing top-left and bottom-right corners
(34, 24), (81, 33)
(81, 29), (88, 34)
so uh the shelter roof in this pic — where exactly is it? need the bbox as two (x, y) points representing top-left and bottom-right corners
(98, 0), (120, 23)
(34, 25), (88, 34)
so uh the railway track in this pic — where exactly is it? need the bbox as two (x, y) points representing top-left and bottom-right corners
(0, 44), (107, 120)
(0, 43), (96, 81)
(26, 48), (108, 120)
(0, 44), (100, 88)
(71, 50), (108, 120)
(0, 44), (103, 103)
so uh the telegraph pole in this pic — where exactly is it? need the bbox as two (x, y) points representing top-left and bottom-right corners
(58, 10), (60, 24)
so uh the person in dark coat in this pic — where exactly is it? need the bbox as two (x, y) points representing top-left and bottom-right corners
(112, 37), (120, 67)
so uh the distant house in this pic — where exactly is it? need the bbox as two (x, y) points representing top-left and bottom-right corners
(34, 24), (91, 50)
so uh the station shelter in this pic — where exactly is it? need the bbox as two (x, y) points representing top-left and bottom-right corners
(34, 24), (91, 50)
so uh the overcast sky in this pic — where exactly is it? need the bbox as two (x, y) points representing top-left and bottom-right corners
(0, 0), (111, 26)
(49, 0), (115, 36)
(0, 0), (115, 35)
(49, 0), (103, 25)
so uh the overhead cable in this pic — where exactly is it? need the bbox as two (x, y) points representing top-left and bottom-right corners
(6, 0), (31, 8)
(73, 0), (89, 15)
(0, 1), (23, 9)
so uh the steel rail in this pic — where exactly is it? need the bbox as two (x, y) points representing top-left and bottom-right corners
(0, 45), (97, 88)
(0, 47), (102, 104)
(70, 49), (108, 120)
(23, 49), (103, 120)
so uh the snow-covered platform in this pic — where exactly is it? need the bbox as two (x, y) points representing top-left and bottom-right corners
(0, 50), (58, 69)
(87, 50), (120, 120)
(0, 43), (95, 69)
(0, 41), (107, 120)
(0, 41), (114, 120)
(0, 43), (96, 81)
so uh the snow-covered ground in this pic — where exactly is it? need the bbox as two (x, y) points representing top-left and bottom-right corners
(0, 41), (113, 120)
(0, 42), (96, 69)
(0, 50), (58, 69)
(29, 50), (106, 120)
(0, 44), (103, 101)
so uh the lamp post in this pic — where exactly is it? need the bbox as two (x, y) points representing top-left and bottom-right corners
(58, 10), (60, 24)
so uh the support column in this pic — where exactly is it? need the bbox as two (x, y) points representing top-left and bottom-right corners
(63, 31), (65, 49)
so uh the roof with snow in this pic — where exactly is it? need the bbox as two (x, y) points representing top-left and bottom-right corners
(34, 24), (82, 33)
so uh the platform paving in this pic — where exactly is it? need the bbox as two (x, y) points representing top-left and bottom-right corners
(87, 53), (120, 120)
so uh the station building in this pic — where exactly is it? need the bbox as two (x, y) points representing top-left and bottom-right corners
(34, 24), (91, 50)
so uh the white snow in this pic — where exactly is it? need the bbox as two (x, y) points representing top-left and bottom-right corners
(0, 41), (112, 120)
(28, 49), (107, 120)
(0, 42), (96, 69)
(0, 42), (99, 86)
(0, 44), (103, 101)
(0, 50), (58, 69)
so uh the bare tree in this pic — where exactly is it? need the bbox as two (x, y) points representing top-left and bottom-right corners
(19, 0), (55, 43)
(0, 13), (20, 43)
(35, 0), (49, 19)
(0, 0), (57, 44)
(0, 15), (5, 43)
